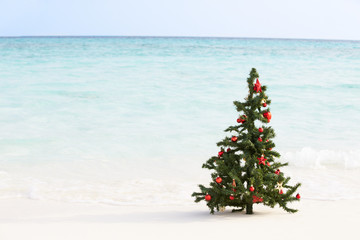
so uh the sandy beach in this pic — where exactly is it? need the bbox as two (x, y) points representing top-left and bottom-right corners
(0, 198), (358, 240)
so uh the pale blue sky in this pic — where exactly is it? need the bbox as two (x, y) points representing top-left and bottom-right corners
(1, 0), (359, 40)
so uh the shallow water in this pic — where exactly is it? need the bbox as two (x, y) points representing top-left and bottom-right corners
(0, 37), (359, 204)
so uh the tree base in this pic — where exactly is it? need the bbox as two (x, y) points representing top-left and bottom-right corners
(246, 203), (253, 214)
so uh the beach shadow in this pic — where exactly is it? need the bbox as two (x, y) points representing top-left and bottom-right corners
(11, 208), (275, 224)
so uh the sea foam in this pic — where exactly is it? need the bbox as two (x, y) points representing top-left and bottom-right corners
(282, 147), (360, 169)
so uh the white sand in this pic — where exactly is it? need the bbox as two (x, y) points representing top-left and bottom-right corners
(0, 199), (358, 240)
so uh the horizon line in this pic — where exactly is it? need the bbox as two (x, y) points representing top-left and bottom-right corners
(0, 35), (359, 42)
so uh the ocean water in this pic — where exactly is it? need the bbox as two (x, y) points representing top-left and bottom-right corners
(0, 37), (359, 205)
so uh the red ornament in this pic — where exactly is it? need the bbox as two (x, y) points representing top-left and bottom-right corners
(263, 112), (272, 122)
(257, 156), (267, 165)
(275, 169), (280, 175)
(227, 148), (231, 152)
(268, 148), (272, 150)
(218, 151), (224, 157)
(296, 193), (301, 199)
(215, 177), (222, 183)
(267, 161), (270, 166)
(253, 79), (262, 93)
(249, 186), (255, 192)
(237, 115), (246, 124)
(263, 102), (267, 107)
(258, 127), (263, 133)
(232, 188), (236, 192)
(252, 195), (263, 203)
(266, 139), (269, 142)
(205, 194), (211, 201)
(258, 137), (262, 142)
(231, 136), (238, 142)
(279, 189), (284, 195)
(229, 195), (235, 200)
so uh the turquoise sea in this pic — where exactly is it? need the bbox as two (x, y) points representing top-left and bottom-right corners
(0, 37), (359, 204)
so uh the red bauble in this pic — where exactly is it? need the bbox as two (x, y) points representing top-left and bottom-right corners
(218, 151), (224, 158)
(237, 115), (246, 124)
(232, 188), (236, 192)
(263, 102), (267, 107)
(205, 194), (211, 201)
(215, 177), (222, 184)
(253, 79), (262, 93)
(249, 186), (255, 192)
(229, 195), (235, 200)
(258, 127), (263, 133)
(258, 137), (262, 142)
(252, 195), (263, 203)
(279, 189), (284, 195)
(263, 112), (272, 122)
(231, 136), (238, 142)
(227, 148), (231, 152)
(275, 169), (280, 175)
(296, 193), (301, 199)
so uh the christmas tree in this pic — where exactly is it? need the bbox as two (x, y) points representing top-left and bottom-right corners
(192, 68), (301, 214)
